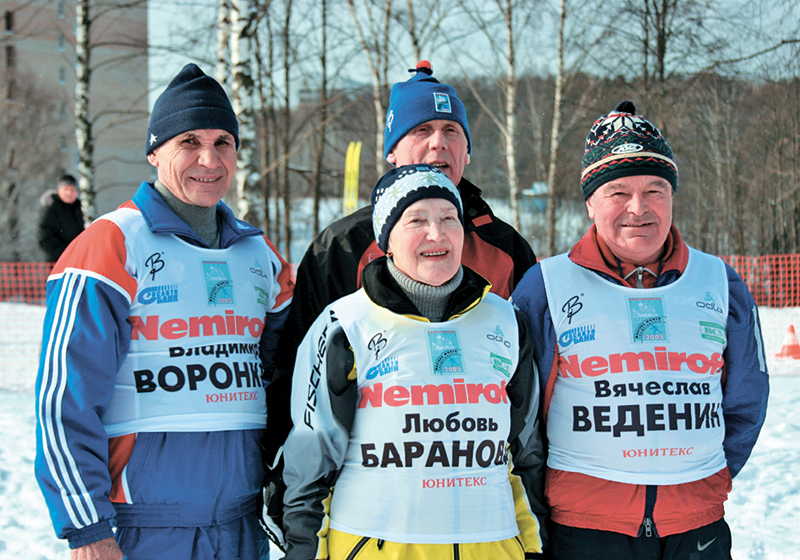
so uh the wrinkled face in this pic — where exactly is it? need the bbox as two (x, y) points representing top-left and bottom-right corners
(586, 175), (673, 265)
(387, 120), (470, 185)
(387, 198), (464, 286)
(147, 129), (237, 207)
(57, 184), (79, 204)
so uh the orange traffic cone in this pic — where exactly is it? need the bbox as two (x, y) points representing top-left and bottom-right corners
(776, 324), (800, 359)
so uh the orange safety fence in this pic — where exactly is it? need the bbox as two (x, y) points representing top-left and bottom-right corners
(2, 257), (800, 392)
(0, 262), (52, 305)
(6, 257), (798, 307)
(719, 254), (800, 308)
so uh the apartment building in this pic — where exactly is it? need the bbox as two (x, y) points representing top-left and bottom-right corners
(2, 0), (151, 216)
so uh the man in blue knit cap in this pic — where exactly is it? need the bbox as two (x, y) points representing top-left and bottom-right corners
(260, 61), (540, 550)
(35, 63), (294, 560)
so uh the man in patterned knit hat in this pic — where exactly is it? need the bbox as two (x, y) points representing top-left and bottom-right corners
(511, 100), (769, 559)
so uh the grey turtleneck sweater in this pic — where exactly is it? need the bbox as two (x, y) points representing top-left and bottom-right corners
(154, 180), (221, 248)
(387, 258), (464, 322)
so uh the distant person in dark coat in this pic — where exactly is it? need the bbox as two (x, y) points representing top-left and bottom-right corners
(38, 174), (85, 263)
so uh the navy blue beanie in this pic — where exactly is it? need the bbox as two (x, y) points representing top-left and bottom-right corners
(146, 63), (239, 155)
(371, 163), (463, 252)
(384, 60), (471, 159)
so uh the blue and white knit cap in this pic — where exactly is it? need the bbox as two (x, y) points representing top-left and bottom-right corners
(146, 63), (239, 155)
(384, 60), (472, 159)
(371, 163), (463, 252)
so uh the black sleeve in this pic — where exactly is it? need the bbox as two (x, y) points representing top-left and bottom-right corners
(264, 207), (373, 462)
(508, 309), (549, 550)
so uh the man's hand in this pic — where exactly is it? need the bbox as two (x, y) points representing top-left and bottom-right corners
(71, 537), (123, 560)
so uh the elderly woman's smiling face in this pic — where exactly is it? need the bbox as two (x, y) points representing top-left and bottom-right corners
(387, 198), (464, 286)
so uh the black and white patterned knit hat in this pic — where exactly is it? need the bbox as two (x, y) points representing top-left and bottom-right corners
(581, 100), (678, 200)
(371, 163), (463, 252)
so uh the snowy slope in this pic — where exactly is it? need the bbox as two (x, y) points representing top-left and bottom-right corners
(1, 303), (797, 559)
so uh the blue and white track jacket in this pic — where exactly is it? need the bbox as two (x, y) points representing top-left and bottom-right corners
(34, 182), (294, 548)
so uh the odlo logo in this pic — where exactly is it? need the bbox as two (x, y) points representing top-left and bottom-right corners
(696, 292), (723, 314)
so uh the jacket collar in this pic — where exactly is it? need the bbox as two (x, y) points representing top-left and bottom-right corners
(569, 224), (689, 288)
(131, 181), (262, 248)
(361, 256), (491, 321)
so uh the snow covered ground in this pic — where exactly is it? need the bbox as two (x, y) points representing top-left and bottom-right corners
(1, 303), (798, 559)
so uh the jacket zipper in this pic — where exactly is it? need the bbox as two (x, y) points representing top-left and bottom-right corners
(639, 484), (659, 537)
(345, 536), (370, 560)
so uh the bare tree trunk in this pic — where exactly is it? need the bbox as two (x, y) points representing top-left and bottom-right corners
(217, 0), (231, 81)
(501, 0), (520, 231)
(406, 0), (420, 61)
(75, 0), (95, 223)
(347, 0), (393, 178)
(403, 0), (448, 69)
(312, 0), (329, 237)
(280, 0), (294, 259)
(231, 0), (260, 223)
(545, 0), (567, 258)
(252, 13), (274, 238)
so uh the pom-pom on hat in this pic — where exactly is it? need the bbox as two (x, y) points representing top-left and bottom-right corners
(580, 100), (678, 200)
(384, 60), (471, 159)
(371, 163), (463, 252)
(146, 63), (239, 155)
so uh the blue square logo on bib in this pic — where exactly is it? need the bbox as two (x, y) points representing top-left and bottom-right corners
(426, 329), (464, 375)
(627, 296), (668, 343)
(202, 261), (235, 306)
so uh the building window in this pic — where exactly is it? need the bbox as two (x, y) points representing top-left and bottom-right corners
(60, 102), (68, 119)
(59, 67), (66, 85)
(5, 45), (15, 69)
(6, 78), (16, 101)
(59, 34), (66, 51)
(5, 11), (13, 34)
(59, 2), (65, 18)
(61, 136), (68, 153)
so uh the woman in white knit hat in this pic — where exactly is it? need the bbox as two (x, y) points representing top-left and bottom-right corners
(280, 163), (546, 560)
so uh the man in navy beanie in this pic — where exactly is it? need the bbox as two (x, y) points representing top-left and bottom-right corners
(260, 60), (541, 552)
(35, 63), (294, 560)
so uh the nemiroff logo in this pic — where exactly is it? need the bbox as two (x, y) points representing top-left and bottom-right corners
(130, 310), (264, 340)
(358, 378), (508, 408)
(558, 346), (724, 378)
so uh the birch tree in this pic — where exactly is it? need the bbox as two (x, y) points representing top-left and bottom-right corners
(394, 0), (449, 62)
(279, 0), (295, 258)
(451, 0), (539, 231)
(74, 0), (95, 222)
(543, 0), (567, 257)
(347, 0), (394, 177)
(230, 0), (260, 224)
(73, 0), (148, 222)
(217, 0), (232, 80)
(311, 0), (329, 236)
